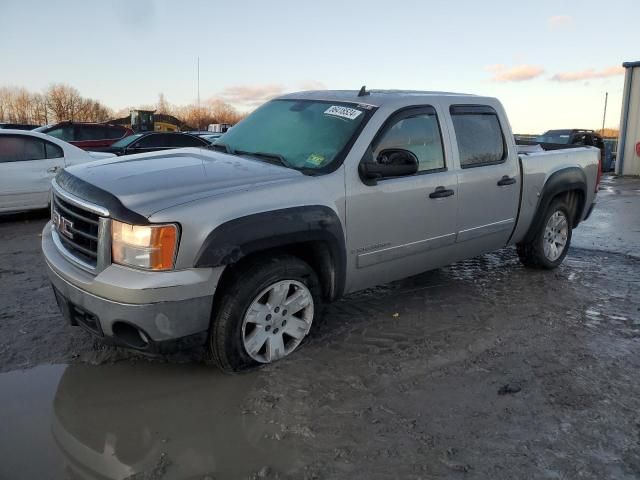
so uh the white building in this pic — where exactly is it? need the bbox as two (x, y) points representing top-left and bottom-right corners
(617, 61), (640, 175)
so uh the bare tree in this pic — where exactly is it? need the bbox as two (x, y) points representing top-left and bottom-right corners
(0, 83), (243, 128)
(157, 93), (171, 114)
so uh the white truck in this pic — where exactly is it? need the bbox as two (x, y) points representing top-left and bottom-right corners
(42, 89), (600, 371)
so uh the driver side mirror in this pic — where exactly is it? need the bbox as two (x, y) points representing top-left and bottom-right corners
(359, 148), (419, 185)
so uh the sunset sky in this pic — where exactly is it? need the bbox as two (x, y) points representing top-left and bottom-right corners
(2, 0), (638, 133)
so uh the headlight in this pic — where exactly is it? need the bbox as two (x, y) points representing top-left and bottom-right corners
(111, 220), (179, 271)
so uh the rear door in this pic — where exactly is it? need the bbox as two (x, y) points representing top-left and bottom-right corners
(446, 104), (519, 251)
(0, 135), (65, 211)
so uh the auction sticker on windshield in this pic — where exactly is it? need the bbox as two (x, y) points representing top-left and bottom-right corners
(324, 105), (363, 120)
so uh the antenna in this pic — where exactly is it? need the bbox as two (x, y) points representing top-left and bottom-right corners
(358, 85), (369, 97)
(197, 56), (201, 131)
(601, 91), (608, 134)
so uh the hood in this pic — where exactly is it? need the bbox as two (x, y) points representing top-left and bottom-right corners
(63, 148), (303, 218)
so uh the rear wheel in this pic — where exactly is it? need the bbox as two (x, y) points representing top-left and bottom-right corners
(517, 199), (572, 269)
(208, 255), (321, 373)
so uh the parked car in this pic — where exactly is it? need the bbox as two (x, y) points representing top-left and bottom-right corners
(0, 122), (40, 130)
(34, 122), (134, 151)
(104, 132), (209, 155)
(42, 90), (600, 372)
(0, 130), (114, 214)
(535, 129), (607, 169)
(187, 131), (223, 144)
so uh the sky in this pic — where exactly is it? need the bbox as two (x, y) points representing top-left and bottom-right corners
(2, 0), (638, 133)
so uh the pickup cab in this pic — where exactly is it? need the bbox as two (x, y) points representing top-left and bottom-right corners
(42, 90), (600, 372)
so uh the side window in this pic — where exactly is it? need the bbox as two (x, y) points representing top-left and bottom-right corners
(172, 135), (206, 147)
(77, 125), (107, 141)
(0, 136), (46, 162)
(136, 134), (167, 148)
(450, 105), (505, 168)
(45, 142), (63, 159)
(373, 108), (445, 172)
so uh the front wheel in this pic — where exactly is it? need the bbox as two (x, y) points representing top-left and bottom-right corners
(517, 199), (572, 269)
(208, 255), (321, 373)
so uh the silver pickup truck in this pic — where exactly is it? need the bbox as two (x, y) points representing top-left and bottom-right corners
(42, 89), (600, 371)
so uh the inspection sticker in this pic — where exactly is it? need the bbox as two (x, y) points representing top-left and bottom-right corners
(324, 105), (363, 120)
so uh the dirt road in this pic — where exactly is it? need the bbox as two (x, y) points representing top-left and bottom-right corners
(0, 176), (639, 479)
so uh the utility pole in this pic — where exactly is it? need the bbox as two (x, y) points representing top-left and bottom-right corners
(601, 91), (608, 135)
(197, 56), (201, 131)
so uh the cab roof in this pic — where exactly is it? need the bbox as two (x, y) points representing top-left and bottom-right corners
(278, 89), (478, 108)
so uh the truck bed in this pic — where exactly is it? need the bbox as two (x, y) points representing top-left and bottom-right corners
(510, 146), (600, 244)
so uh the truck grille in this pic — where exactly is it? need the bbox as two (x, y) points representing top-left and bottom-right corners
(52, 193), (100, 268)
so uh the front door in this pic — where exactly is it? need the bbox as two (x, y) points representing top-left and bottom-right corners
(345, 106), (459, 293)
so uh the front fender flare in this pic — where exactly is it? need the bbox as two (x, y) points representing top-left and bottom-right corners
(194, 206), (346, 298)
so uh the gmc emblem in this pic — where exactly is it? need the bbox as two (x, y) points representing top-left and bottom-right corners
(52, 210), (74, 240)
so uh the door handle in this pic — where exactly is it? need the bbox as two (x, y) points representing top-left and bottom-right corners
(429, 186), (455, 199)
(497, 175), (516, 186)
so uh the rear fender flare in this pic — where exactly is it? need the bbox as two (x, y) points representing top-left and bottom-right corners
(523, 167), (587, 242)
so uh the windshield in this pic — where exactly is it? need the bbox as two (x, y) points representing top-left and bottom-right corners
(217, 99), (370, 171)
(110, 133), (143, 148)
(535, 130), (572, 144)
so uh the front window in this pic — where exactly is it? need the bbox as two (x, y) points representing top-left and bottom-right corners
(217, 99), (371, 171)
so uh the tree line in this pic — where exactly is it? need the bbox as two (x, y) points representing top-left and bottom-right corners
(0, 84), (112, 125)
(0, 84), (246, 127)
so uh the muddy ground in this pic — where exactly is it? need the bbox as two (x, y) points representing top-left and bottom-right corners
(0, 176), (639, 479)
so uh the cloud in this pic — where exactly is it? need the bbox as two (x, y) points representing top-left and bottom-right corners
(548, 15), (572, 30)
(214, 81), (328, 109)
(486, 64), (545, 82)
(551, 66), (625, 82)
(298, 80), (327, 91)
(217, 84), (285, 108)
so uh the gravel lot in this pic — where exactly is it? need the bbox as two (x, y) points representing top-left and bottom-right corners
(0, 176), (639, 479)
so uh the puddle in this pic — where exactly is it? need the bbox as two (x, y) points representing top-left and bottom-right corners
(0, 364), (304, 479)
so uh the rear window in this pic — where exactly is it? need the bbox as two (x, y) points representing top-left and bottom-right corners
(450, 105), (506, 168)
(111, 133), (143, 148)
(105, 126), (126, 139)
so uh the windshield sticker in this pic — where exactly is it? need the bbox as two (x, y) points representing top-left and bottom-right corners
(324, 105), (363, 120)
(306, 153), (325, 166)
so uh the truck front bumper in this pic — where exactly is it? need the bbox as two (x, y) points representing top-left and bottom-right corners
(42, 222), (223, 351)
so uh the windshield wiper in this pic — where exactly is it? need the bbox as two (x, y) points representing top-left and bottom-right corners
(210, 143), (234, 154)
(236, 150), (293, 169)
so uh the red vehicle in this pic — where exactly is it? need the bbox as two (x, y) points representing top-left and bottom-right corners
(34, 122), (134, 151)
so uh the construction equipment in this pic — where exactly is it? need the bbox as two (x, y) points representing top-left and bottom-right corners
(111, 110), (186, 133)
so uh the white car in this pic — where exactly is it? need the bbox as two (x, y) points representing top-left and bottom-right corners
(0, 129), (114, 214)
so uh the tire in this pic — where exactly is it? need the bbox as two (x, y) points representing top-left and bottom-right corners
(208, 255), (321, 373)
(517, 198), (573, 269)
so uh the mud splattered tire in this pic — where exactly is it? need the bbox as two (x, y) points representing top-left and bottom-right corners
(517, 199), (573, 269)
(208, 255), (321, 373)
